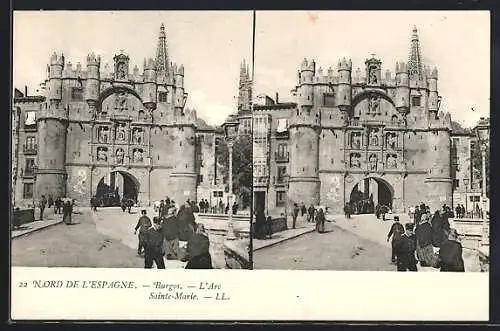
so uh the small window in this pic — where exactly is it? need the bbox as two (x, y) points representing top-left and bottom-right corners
(453, 179), (460, 189)
(25, 159), (35, 175)
(411, 96), (421, 107)
(276, 191), (286, 207)
(23, 183), (34, 199)
(71, 87), (84, 101)
(323, 93), (335, 107)
(25, 136), (36, 149)
(158, 92), (168, 102)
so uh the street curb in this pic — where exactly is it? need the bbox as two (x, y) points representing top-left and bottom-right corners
(253, 227), (316, 252)
(12, 218), (64, 239)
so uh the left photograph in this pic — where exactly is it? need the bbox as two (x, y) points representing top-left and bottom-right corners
(11, 11), (253, 269)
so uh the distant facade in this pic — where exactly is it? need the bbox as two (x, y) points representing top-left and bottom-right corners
(253, 27), (483, 215)
(11, 24), (243, 208)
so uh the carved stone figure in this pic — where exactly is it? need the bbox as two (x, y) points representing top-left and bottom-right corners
(133, 128), (143, 144)
(350, 153), (361, 168)
(98, 127), (108, 143)
(116, 125), (126, 141)
(117, 62), (127, 80)
(114, 92), (128, 111)
(97, 147), (107, 162)
(116, 148), (124, 164)
(133, 149), (144, 163)
(368, 95), (380, 114)
(387, 154), (397, 168)
(369, 68), (378, 85)
(386, 132), (397, 149)
(351, 132), (361, 149)
(369, 128), (379, 146)
(369, 153), (377, 170)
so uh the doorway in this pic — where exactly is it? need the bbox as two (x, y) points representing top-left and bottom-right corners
(349, 177), (394, 214)
(95, 171), (140, 207)
(254, 191), (266, 214)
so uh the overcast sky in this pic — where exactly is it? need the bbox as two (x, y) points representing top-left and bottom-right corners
(254, 11), (490, 128)
(13, 11), (253, 125)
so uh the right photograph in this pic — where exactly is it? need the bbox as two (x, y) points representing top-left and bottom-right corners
(251, 11), (490, 272)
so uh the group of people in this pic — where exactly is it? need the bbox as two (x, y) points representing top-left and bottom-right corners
(387, 203), (465, 272)
(135, 199), (213, 269)
(291, 203), (326, 233)
(37, 194), (75, 225)
(154, 198), (239, 216)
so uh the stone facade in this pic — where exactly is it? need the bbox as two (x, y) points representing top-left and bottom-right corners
(11, 24), (232, 208)
(254, 27), (470, 215)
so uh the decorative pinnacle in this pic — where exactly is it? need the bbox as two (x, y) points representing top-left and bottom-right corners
(159, 23), (166, 38)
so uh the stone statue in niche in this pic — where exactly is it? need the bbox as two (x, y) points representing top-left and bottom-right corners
(351, 132), (361, 149)
(369, 67), (378, 85)
(97, 147), (108, 162)
(117, 62), (127, 80)
(368, 95), (380, 114)
(386, 132), (397, 149)
(116, 148), (125, 164)
(386, 154), (397, 168)
(132, 128), (143, 144)
(116, 124), (126, 142)
(369, 128), (379, 146)
(114, 92), (128, 111)
(369, 153), (377, 170)
(350, 153), (361, 168)
(133, 149), (144, 163)
(98, 127), (108, 143)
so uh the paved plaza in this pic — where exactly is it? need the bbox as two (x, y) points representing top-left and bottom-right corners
(12, 207), (227, 269)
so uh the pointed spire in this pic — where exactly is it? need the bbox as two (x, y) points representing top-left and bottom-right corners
(155, 23), (169, 79)
(408, 25), (423, 81)
(240, 59), (248, 81)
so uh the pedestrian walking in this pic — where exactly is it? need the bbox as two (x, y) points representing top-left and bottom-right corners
(292, 203), (299, 229)
(438, 228), (465, 272)
(394, 223), (418, 272)
(254, 209), (266, 239)
(431, 210), (445, 247)
(121, 197), (127, 213)
(415, 214), (434, 267)
(161, 207), (180, 260)
(39, 195), (47, 220)
(134, 210), (152, 256)
(177, 199), (196, 242)
(62, 199), (73, 225)
(48, 195), (54, 209)
(307, 204), (316, 223)
(185, 224), (213, 269)
(265, 215), (273, 239)
(143, 217), (166, 269)
(387, 216), (405, 264)
(315, 208), (326, 233)
(54, 196), (62, 214)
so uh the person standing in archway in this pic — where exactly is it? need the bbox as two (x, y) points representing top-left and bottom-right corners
(134, 209), (152, 256)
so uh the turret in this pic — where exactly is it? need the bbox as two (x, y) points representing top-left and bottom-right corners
(298, 58), (315, 108)
(142, 57), (157, 111)
(336, 57), (352, 112)
(395, 61), (410, 114)
(84, 52), (101, 108)
(427, 67), (439, 115)
(48, 52), (65, 103)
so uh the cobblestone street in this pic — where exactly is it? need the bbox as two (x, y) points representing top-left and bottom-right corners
(12, 207), (226, 268)
(254, 220), (395, 271)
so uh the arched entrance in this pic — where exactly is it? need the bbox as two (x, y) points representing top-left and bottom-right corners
(95, 170), (140, 207)
(349, 177), (394, 214)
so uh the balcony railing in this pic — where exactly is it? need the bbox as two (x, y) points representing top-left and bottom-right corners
(275, 152), (289, 163)
(23, 144), (37, 154)
(22, 169), (35, 177)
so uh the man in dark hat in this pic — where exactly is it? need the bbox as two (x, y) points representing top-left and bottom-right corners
(161, 206), (179, 260)
(394, 222), (418, 272)
(134, 209), (152, 256)
(387, 216), (405, 264)
(143, 217), (165, 269)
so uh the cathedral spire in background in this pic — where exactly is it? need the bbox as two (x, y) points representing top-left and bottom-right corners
(155, 23), (169, 79)
(408, 25), (423, 81)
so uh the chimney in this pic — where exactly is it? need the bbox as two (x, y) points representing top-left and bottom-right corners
(275, 92), (279, 104)
(25, 86), (28, 97)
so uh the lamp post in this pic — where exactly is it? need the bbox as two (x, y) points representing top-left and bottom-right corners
(474, 117), (489, 246)
(223, 117), (239, 240)
(463, 177), (469, 218)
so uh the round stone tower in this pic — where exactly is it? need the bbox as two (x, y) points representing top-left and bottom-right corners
(288, 58), (320, 207)
(395, 62), (410, 114)
(36, 52), (68, 200)
(142, 58), (157, 111)
(336, 57), (352, 116)
(84, 52), (101, 112)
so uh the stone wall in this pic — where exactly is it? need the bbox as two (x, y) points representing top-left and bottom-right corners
(224, 239), (250, 269)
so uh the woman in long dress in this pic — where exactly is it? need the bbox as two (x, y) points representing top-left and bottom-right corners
(316, 208), (326, 233)
(62, 199), (73, 225)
